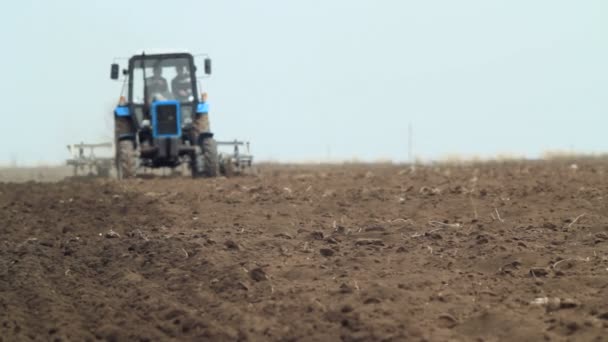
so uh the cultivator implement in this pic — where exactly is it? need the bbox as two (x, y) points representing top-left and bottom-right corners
(66, 142), (114, 177)
(218, 140), (254, 176)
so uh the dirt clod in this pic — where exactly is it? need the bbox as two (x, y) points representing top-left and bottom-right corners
(529, 267), (549, 277)
(354, 238), (384, 246)
(320, 248), (335, 257)
(105, 230), (120, 238)
(250, 267), (267, 282)
(224, 240), (239, 250)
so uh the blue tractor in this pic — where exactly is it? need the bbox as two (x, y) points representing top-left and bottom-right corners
(110, 51), (247, 179)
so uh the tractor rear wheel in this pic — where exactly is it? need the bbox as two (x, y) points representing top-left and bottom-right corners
(97, 166), (111, 178)
(220, 157), (235, 177)
(117, 140), (137, 179)
(201, 137), (219, 177)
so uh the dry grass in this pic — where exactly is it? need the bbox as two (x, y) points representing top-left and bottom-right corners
(0, 166), (72, 183)
(541, 150), (608, 161)
(2, 150), (607, 183)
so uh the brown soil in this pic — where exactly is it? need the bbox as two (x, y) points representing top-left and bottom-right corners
(1, 161), (608, 341)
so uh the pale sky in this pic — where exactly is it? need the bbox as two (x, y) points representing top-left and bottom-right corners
(0, 0), (606, 165)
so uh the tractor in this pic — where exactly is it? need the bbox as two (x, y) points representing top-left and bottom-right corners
(110, 51), (252, 179)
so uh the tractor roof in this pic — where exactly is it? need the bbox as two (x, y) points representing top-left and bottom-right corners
(128, 51), (198, 65)
(133, 49), (192, 56)
(128, 51), (196, 67)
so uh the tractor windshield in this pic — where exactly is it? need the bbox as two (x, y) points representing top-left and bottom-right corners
(131, 57), (195, 105)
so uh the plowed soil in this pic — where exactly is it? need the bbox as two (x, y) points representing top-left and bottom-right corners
(1, 161), (608, 341)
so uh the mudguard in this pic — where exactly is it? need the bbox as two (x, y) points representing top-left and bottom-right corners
(114, 106), (130, 117)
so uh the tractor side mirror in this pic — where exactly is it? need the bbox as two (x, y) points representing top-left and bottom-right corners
(110, 63), (119, 80)
(204, 58), (212, 75)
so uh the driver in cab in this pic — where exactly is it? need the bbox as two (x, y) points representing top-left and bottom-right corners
(172, 64), (192, 101)
(145, 65), (169, 101)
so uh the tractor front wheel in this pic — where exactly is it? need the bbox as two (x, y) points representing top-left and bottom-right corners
(117, 140), (137, 179)
(191, 147), (204, 178)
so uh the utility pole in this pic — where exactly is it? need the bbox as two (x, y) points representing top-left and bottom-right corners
(408, 122), (413, 163)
